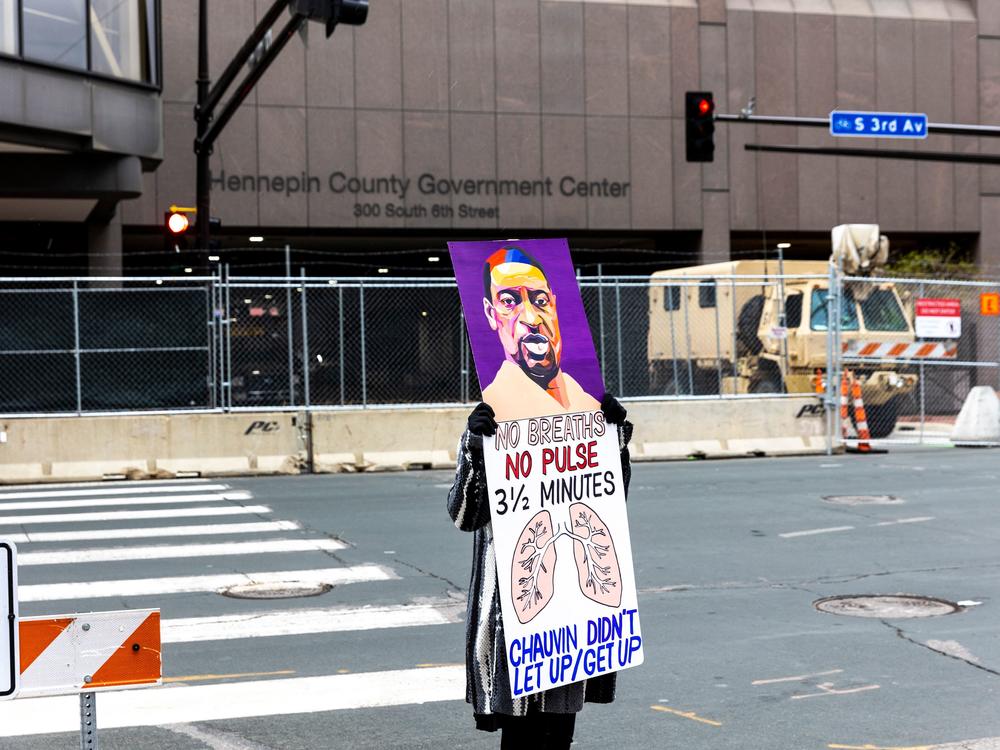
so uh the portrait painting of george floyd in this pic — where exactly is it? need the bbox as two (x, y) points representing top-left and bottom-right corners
(449, 238), (604, 421)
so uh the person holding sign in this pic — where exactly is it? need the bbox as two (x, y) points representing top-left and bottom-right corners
(447, 395), (632, 749)
(448, 238), (643, 749)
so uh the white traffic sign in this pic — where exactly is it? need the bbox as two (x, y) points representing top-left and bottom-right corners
(915, 298), (962, 339)
(0, 540), (18, 700)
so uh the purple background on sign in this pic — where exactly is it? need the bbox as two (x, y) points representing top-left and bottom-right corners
(448, 238), (605, 401)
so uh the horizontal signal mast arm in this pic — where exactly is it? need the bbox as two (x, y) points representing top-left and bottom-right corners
(715, 113), (1000, 138)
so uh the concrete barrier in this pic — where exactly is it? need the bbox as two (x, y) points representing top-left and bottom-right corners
(0, 396), (830, 483)
(0, 413), (305, 484)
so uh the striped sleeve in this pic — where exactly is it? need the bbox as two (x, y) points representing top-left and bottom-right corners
(619, 420), (633, 499)
(447, 430), (491, 532)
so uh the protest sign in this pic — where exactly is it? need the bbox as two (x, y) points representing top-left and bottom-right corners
(449, 238), (643, 698)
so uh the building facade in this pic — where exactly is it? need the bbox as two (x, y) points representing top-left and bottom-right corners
(4, 1), (999, 275)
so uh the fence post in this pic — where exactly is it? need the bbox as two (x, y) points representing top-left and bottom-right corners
(224, 264), (233, 411)
(668, 284), (679, 396)
(338, 285), (345, 406)
(682, 281), (694, 393)
(918, 280), (926, 445)
(72, 280), (82, 415)
(285, 245), (296, 407)
(713, 281), (723, 397)
(359, 279), (367, 408)
(730, 278), (738, 395)
(824, 263), (836, 456)
(597, 265), (606, 383)
(207, 272), (217, 410)
(614, 281), (623, 396)
(300, 269), (311, 409)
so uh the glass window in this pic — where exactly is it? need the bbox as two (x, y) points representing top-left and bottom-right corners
(662, 286), (681, 312)
(89, 0), (155, 82)
(698, 280), (716, 308)
(0, 0), (17, 54)
(860, 289), (909, 332)
(784, 293), (803, 328)
(22, 0), (87, 69)
(810, 288), (859, 331)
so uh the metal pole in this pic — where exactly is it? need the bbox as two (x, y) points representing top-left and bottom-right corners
(216, 269), (225, 410)
(825, 263), (835, 456)
(207, 272), (216, 409)
(224, 264), (233, 411)
(668, 285), (679, 396)
(359, 280), (367, 408)
(615, 281), (623, 396)
(778, 246), (789, 380)
(730, 277), (739, 395)
(338, 285), (345, 405)
(285, 245), (296, 407)
(682, 282), (694, 394)
(716, 111), (1000, 138)
(597, 265), (606, 383)
(72, 281), (82, 415)
(300, 269), (310, 408)
(195, 0), (211, 254)
(919, 280), (926, 445)
(714, 283), (723, 397)
(79, 692), (97, 749)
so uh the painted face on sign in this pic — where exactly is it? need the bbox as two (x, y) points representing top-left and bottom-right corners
(482, 253), (562, 387)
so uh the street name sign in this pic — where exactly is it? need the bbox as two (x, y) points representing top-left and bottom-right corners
(0, 540), (17, 700)
(916, 298), (961, 339)
(830, 111), (928, 139)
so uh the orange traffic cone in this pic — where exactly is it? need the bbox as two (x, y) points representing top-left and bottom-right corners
(840, 372), (852, 441)
(813, 369), (824, 394)
(850, 378), (872, 453)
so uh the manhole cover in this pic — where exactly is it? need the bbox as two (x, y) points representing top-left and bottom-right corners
(814, 594), (961, 619)
(822, 494), (903, 506)
(221, 582), (332, 600)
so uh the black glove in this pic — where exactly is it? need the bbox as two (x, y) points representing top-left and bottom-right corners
(467, 402), (497, 437)
(601, 393), (627, 426)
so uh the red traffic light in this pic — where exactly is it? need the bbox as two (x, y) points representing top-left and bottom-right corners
(166, 211), (190, 235)
(698, 97), (713, 116)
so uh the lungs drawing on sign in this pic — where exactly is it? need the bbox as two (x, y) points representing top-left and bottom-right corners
(512, 504), (622, 623)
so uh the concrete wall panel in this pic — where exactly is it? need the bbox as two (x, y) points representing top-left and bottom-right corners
(755, 12), (797, 229)
(874, 18), (916, 230)
(542, 115), (587, 227)
(307, 108), (357, 228)
(356, 109), (404, 228)
(586, 117), (630, 228)
(450, 112), (498, 229)
(402, 0), (450, 111)
(540, 2), (585, 114)
(306, 26), (356, 109)
(795, 13), (837, 229)
(628, 5), (671, 118)
(211, 107), (260, 227)
(584, 3), (628, 117)
(449, 0), (495, 112)
(915, 20), (954, 231)
(402, 111), (451, 228)
(836, 16), (877, 223)
(496, 0), (541, 113)
(356, 0), (402, 110)
(497, 114), (544, 227)
(630, 117), (674, 229)
(953, 22), (979, 230)
(727, 10), (757, 230)
(258, 107), (308, 227)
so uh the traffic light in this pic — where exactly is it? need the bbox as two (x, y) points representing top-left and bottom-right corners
(290, 0), (369, 37)
(685, 91), (715, 162)
(164, 210), (192, 252)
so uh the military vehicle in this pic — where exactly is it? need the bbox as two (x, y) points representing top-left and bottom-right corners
(647, 225), (917, 438)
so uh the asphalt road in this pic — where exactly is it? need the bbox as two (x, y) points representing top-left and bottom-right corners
(2, 446), (1000, 749)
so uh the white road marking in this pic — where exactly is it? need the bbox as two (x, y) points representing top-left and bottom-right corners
(0, 484), (230, 500)
(779, 526), (855, 538)
(163, 723), (273, 750)
(4, 520), (300, 544)
(0, 505), (272, 526)
(161, 602), (462, 643)
(820, 464), (841, 468)
(17, 565), (397, 602)
(17, 538), (347, 566)
(0, 478), (213, 492)
(791, 682), (880, 699)
(751, 669), (843, 685)
(0, 666), (465, 735)
(0, 491), (251, 512)
(871, 516), (934, 527)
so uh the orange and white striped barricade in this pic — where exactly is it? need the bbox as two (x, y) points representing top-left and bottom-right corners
(842, 340), (958, 360)
(16, 609), (160, 748)
(840, 372), (853, 441)
(0, 540), (17, 701)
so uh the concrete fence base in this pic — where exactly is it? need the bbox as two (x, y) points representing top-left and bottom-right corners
(0, 397), (831, 484)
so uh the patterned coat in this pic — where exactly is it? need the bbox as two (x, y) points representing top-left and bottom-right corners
(447, 421), (634, 718)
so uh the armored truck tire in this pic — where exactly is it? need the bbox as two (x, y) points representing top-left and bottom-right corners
(650, 360), (692, 396)
(864, 397), (898, 439)
(737, 295), (766, 356)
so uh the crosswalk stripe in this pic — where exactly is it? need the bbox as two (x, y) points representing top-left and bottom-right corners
(0, 484), (231, 500)
(4, 521), (301, 545)
(0, 478), (213, 492)
(18, 565), (397, 602)
(0, 666), (465, 736)
(0, 491), (251, 513)
(161, 601), (462, 643)
(0, 505), (272, 526)
(17, 538), (349, 565)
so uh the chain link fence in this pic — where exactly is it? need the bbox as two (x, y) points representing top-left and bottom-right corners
(2, 272), (997, 449)
(836, 276), (1000, 444)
